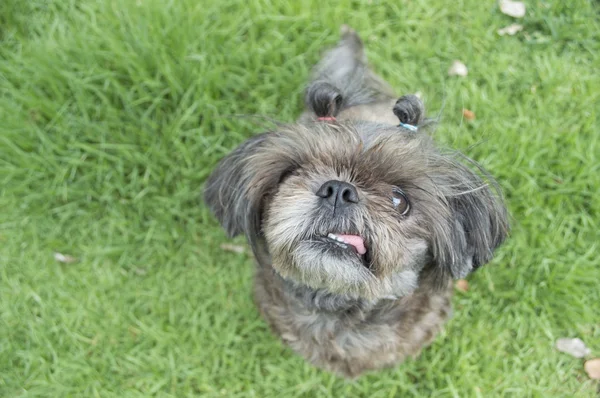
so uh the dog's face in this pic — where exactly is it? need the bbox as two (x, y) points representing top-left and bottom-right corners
(205, 122), (508, 299)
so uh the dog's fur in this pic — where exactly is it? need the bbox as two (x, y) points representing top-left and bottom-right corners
(204, 27), (509, 378)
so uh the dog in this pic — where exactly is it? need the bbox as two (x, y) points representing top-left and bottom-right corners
(204, 26), (509, 378)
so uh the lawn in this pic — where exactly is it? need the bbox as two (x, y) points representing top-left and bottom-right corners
(1, 0), (599, 396)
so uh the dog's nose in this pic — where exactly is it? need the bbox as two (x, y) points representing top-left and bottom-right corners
(316, 180), (359, 209)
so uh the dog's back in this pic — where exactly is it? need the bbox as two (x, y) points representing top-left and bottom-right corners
(299, 26), (401, 125)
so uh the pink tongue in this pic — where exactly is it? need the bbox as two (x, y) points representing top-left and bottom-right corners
(338, 234), (367, 255)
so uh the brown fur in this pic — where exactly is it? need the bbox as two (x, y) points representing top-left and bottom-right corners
(255, 265), (452, 378)
(204, 27), (508, 378)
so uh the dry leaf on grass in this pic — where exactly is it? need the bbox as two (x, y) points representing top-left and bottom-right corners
(54, 252), (77, 264)
(584, 359), (600, 380)
(129, 325), (141, 339)
(455, 279), (469, 292)
(220, 243), (246, 254)
(555, 338), (591, 358)
(499, 0), (526, 18)
(462, 109), (476, 121)
(497, 24), (524, 36)
(448, 60), (468, 77)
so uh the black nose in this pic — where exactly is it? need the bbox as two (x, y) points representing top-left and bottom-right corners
(315, 180), (359, 209)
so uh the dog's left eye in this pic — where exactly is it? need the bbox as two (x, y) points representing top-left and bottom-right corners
(391, 188), (410, 215)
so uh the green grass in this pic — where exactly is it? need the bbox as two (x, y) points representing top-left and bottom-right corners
(1, 0), (599, 396)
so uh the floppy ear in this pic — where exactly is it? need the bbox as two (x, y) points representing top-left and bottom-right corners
(203, 134), (270, 239)
(430, 158), (509, 279)
(204, 132), (300, 254)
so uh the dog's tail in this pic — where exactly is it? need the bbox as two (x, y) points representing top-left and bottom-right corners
(304, 25), (396, 119)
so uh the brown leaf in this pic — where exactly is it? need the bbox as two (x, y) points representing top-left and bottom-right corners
(555, 338), (591, 358)
(497, 24), (524, 36)
(54, 252), (77, 264)
(455, 279), (469, 292)
(129, 325), (141, 339)
(584, 359), (600, 380)
(499, 0), (526, 18)
(220, 243), (246, 254)
(462, 109), (476, 121)
(448, 60), (468, 77)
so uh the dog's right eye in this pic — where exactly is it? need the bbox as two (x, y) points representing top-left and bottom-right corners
(391, 188), (410, 215)
(278, 167), (298, 183)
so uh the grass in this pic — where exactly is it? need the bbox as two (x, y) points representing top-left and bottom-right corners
(0, 0), (599, 396)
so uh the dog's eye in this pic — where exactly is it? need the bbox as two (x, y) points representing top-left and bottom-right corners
(391, 188), (410, 215)
(278, 167), (298, 183)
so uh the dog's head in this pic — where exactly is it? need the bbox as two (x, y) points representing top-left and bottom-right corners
(204, 122), (508, 299)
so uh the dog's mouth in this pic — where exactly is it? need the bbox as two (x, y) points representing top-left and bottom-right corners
(317, 233), (372, 267)
(326, 233), (366, 254)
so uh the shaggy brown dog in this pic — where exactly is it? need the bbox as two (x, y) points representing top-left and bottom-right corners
(204, 27), (508, 378)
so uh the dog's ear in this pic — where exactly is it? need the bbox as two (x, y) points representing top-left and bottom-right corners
(429, 158), (509, 279)
(204, 134), (270, 239)
(204, 132), (298, 253)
